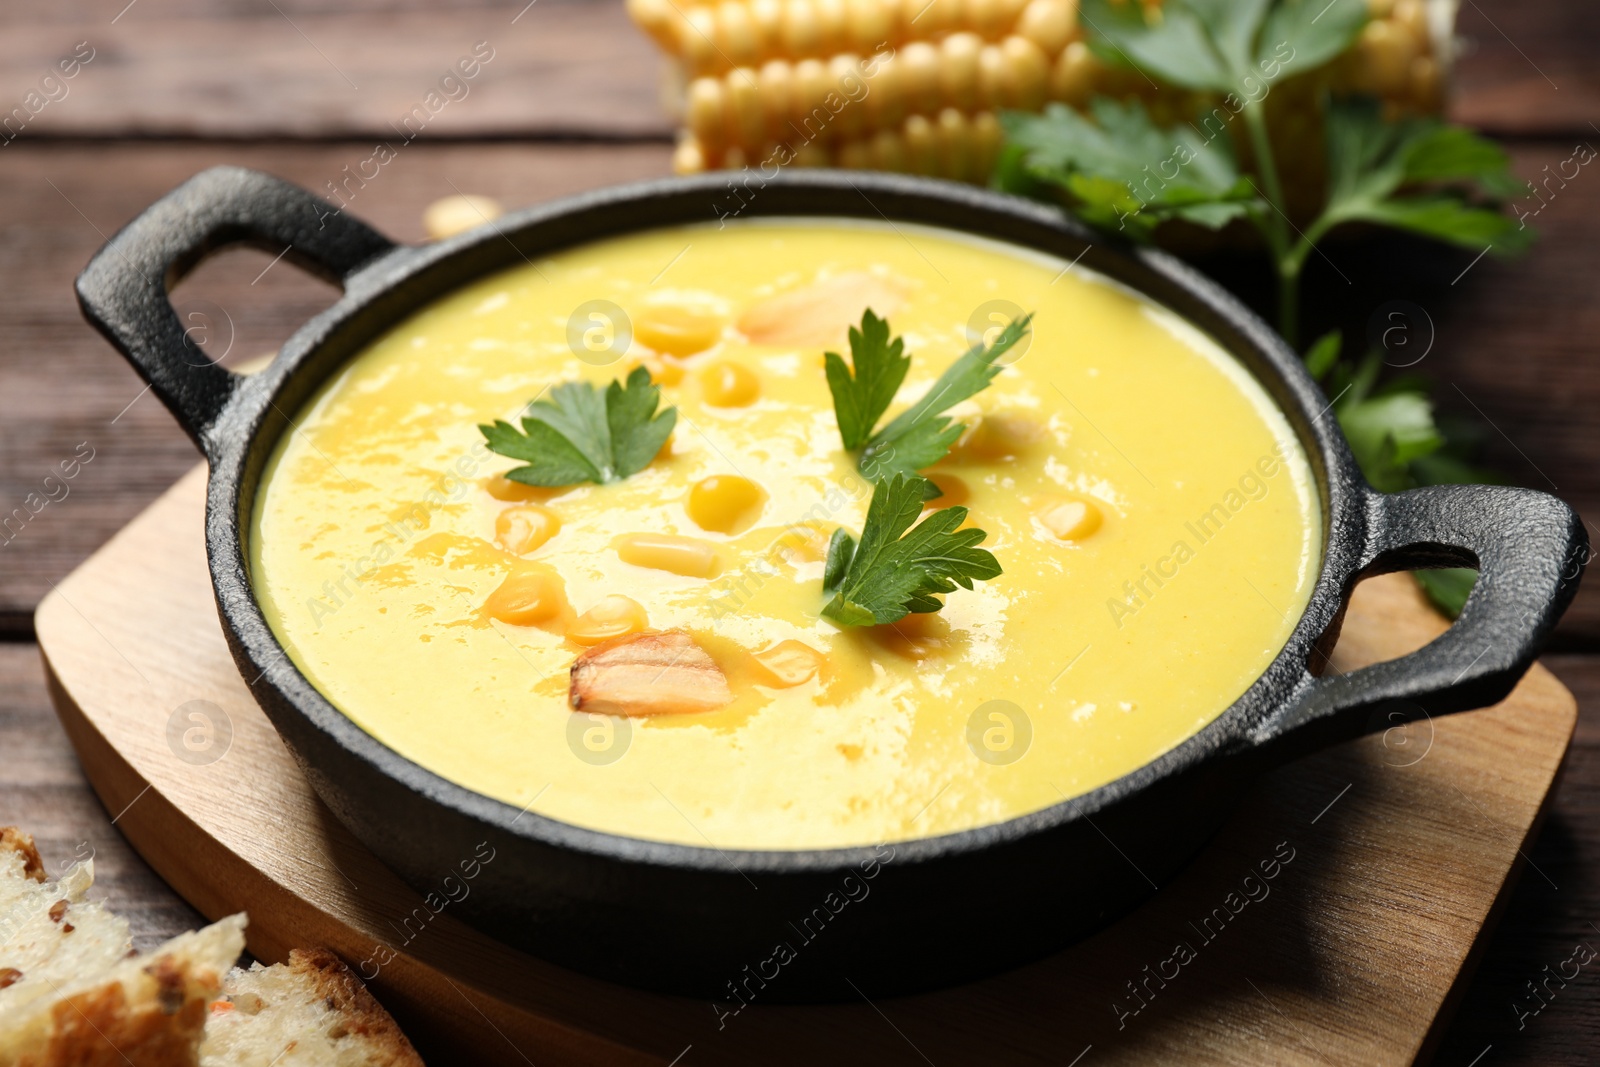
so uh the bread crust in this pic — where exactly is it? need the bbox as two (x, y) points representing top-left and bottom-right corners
(10, 954), (221, 1067)
(282, 949), (424, 1067)
(0, 827), (46, 883)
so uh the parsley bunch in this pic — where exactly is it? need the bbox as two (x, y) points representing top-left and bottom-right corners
(995, 0), (1528, 615)
(999, 0), (1526, 346)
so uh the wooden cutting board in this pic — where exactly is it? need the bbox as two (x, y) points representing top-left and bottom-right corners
(37, 464), (1576, 1066)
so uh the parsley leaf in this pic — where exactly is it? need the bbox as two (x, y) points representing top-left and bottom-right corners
(1079, 0), (1365, 94)
(1318, 97), (1533, 254)
(832, 313), (1031, 489)
(821, 473), (1002, 627)
(825, 309), (910, 450)
(480, 366), (677, 487)
(1309, 332), (1485, 618)
(1000, 98), (1261, 238)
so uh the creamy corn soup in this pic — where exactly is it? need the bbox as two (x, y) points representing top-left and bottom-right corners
(251, 219), (1320, 850)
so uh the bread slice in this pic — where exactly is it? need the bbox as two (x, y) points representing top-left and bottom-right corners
(0, 829), (424, 1066)
(0, 828), (152, 1028)
(0, 829), (247, 1066)
(202, 950), (423, 1067)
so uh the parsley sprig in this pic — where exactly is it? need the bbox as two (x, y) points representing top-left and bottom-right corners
(480, 366), (676, 487)
(821, 473), (1001, 627)
(995, 0), (1528, 617)
(826, 310), (1032, 492)
(999, 0), (1525, 345)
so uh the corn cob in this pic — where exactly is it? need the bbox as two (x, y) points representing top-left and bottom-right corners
(630, 0), (1451, 187)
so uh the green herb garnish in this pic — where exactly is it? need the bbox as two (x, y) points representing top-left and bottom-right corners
(826, 310), (1031, 492)
(825, 310), (911, 451)
(480, 366), (676, 487)
(821, 473), (1002, 627)
(1306, 331), (1486, 615)
(1001, 0), (1525, 345)
(999, 97), (1260, 239)
(1078, 0), (1366, 99)
(997, 0), (1527, 618)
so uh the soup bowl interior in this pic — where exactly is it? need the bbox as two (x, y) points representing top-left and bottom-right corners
(75, 167), (1585, 999)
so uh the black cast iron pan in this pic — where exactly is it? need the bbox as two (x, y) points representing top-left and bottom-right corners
(76, 166), (1586, 1001)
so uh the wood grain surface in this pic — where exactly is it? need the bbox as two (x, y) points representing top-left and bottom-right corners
(0, 0), (1596, 1062)
(31, 465), (1580, 1065)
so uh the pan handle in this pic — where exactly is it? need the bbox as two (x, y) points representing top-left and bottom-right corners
(1250, 483), (1586, 751)
(75, 165), (396, 454)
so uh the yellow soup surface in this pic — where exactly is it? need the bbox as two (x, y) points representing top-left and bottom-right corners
(251, 219), (1321, 850)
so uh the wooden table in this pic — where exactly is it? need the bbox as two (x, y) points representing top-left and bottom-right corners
(0, 1), (1596, 1062)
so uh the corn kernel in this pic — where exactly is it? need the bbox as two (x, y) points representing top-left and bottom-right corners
(759, 60), (794, 139)
(1410, 54), (1440, 109)
(681, 6), (721, 74)
(978, 44), (1007, 108)
(495, 505), (561, 555)
(903, 113), (937, 172)
(1050, 40), (1095, 105)
(752, 640), (827, 687)
(909, 0), (957, 36)
(830, 54), (868, 136)
(673, 138), (708, 174)
(774, 519), (833, 562)
(972, 110), (1003, 176)
(727, 68), (765, 148)
(1392, 0), (1426, 40)
(630, 352), (686, 385)
(568, 595), (650, 645)
(484, 474), (556, 503)
(962, 411), (1042, 458)
(876, 610), (953, 659)
(627, 0), (680, 49)
(687, 77), (727, 151)
(924, 472), (970, 506)
(935, 107), (969, 180)
(422, 195), (504, 240)
(687, 475), (769, 533)
(1017, 0), (1075, 53)
(939, 33), (983, 111)
(700, 361), (761, 406)
(782, 0), (823, 55)
(1000, 35), (1049, 110)
(994, 0), (1030, 32)
(815, 0), (848, 52)
(616, 533), (721, 577)
(792, 58), (832, 126)
(1036, 495), (1102, 541)
(1356, 20), (1415, 96)
(900, 41), (941, 114)
(864, 52), (907, 127)
(717, 1), (759, 64)
(484, 566), (567, 626)
(963, 0), (1012, 39)
(750, 0), (784, 53)
(847, 0), (894, 53)
(636, 304), (724, 358)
